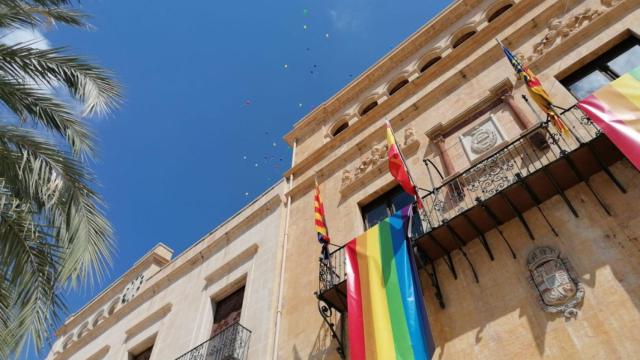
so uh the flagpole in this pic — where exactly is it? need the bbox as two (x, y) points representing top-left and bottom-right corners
(386, 121), (429, 226)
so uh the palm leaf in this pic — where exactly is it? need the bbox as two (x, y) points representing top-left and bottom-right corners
(0, 43), (122, 118)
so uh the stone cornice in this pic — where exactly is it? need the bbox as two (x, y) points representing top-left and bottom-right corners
(283, 0), (480, 144)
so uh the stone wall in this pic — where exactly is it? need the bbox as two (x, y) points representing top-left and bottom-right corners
(276, 0), (640, 359)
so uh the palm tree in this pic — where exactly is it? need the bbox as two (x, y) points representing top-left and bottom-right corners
(0, 0), (121, 357)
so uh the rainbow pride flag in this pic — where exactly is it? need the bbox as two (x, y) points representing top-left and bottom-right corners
(578, 65), (640, 171)
(346, 207), (434, 360)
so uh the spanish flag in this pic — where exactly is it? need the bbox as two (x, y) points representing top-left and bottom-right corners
(386, 121), (425, 210)
(314, 181), (331, 260)
(500, 41), (569, 136)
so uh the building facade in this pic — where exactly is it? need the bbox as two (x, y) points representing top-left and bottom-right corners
(277, 0), (640, 359)
(47, 182), (286, 360)
(48, 0), (640, 359)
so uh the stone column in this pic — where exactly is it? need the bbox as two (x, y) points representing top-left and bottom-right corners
(434, 136), (455, 177)
(502, 93), (534, 130)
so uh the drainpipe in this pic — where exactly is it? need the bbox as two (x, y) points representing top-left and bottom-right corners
(272, 139), (296, 360)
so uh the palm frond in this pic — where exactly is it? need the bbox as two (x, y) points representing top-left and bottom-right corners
(0, 1), (88, 28)
(0, 192), (65, 357)
(0, 43), (121, 117)
(0, 126), (113, 286)
(0, 74), (94, 156)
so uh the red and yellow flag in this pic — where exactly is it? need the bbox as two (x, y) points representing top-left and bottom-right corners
(314, 181), (330, 259)
(578, 65), (640, 171)
(386, 122), (425, 210)
(501, 43), (569, 135)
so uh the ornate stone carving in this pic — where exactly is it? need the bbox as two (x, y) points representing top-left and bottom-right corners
(340, 128), (418, 189)
(404, 127), (416, 146)
(601, 0), (622, 8)
(469, 127), (498, 155)
(460, 115), (505, 161)
(526, 246), (584, 318)
(341, 169), (353, 187)
(523, 1), (622, 63)
(121, 274), (144, 305)
(370, 144), (388, 166)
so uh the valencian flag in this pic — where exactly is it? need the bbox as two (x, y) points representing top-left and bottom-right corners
(386, 121), (425, 210)
(346, 207), (434, 359)
(499, 41), (569, 135)
(578, 65), (640, 171)
(314, 181), (331, 260)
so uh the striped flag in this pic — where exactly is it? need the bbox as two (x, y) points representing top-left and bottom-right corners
(499, 41), (569, 135)
(314, 181), (331, 260)
(386, 121), (425, 210)
(578, 65), (640, 171)
(346, 207), (434, 359)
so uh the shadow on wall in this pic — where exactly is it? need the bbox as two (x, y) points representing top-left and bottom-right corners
(424, 160), (640, 358)
(296, 310), (344, 360)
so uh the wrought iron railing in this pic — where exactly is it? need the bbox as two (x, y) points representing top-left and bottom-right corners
(318, 207), (425, 295)
(318, 245), (346, 295)
(317, 105), (601, 297)
(175, 322), (251, 360)
(422, 105), (600, 231)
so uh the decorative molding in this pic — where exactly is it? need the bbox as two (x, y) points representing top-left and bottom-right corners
(340, 128), (419, 194)
(520, 0), (623, 63)
(124, 303), (173, 340)
(86, 345), (110, 360)
(204, 244), (258, 286)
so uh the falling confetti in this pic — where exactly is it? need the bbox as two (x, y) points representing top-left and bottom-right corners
(303, 9), (309, 16)
(325, 33), (330, 38)
(254, 163), (259, 167)
(243, 156), (247, 160)
(245, 192), (249, 196)
(303, 24), (308, 30)
(298, 103), (303, 108)
(272, 142), (277, 147)
(284, 64), (288, 69)
(245, 99), (252, 106)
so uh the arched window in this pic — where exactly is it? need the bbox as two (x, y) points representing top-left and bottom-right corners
(62, 336), (73, 350)
(107, 297), (120, 316)
(419, 56), (441, 73)
(76, 322), (89, 340)
(92, 310), (105, 328)
(388, 78), (409, 96)
(488, 4), (513, 22)
(452, 31), (476, 49)
(359, 100), (378, 116)
(332, 122), (349, 137)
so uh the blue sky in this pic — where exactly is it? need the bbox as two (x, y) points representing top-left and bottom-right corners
(31, 0), (450, 356)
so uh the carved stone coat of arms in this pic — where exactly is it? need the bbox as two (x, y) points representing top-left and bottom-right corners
(527, 246), (584, 318)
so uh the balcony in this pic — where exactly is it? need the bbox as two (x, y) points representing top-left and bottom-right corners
(316, 105), (626, 313)
(175, 322), (251, 360)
